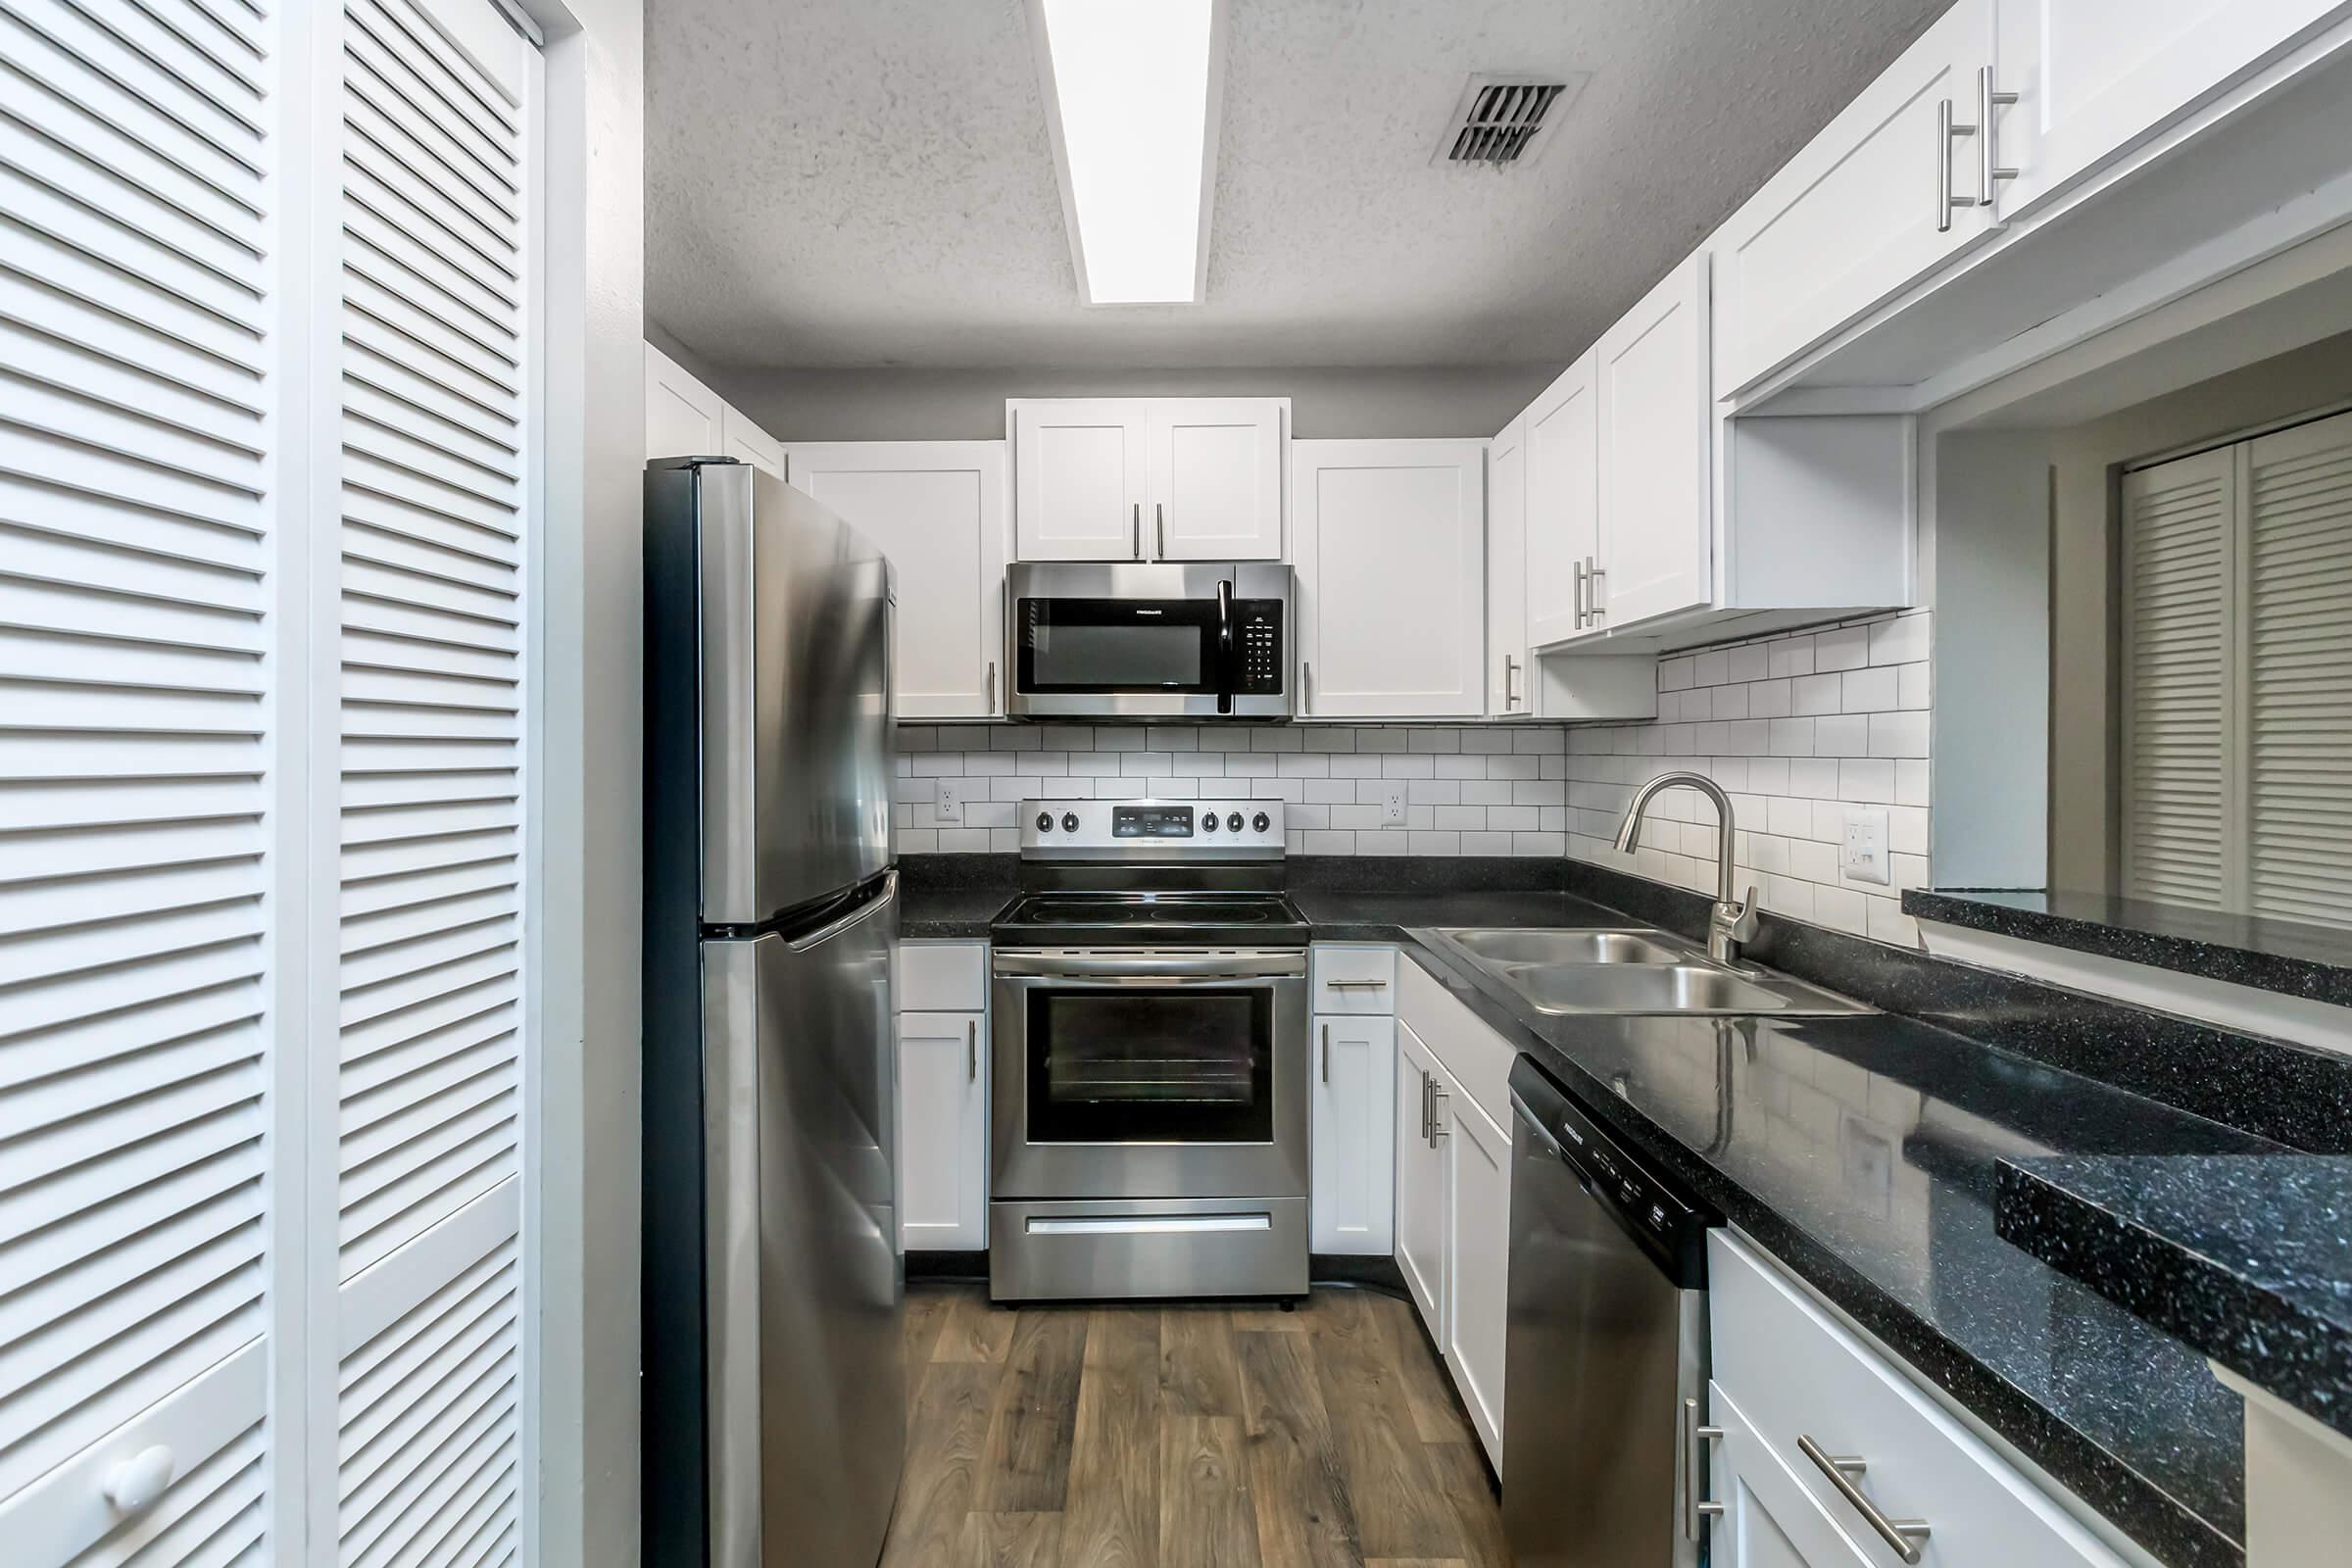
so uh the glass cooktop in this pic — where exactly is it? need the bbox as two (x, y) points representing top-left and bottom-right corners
(994, 892), (1309, 944)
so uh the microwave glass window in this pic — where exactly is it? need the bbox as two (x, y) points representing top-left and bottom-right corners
(1034, 622), (1201, 688)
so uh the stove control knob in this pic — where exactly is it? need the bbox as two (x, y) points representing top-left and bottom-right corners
(1200, 811), (1218, 831)
(1035, 812), (1054, 832)
(1061, 812), (1080, 833)
(1251, 811), (1271, 833)
(1226, 812), (1245, 833)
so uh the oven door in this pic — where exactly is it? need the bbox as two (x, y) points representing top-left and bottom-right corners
(991, 950), (1310, 1200)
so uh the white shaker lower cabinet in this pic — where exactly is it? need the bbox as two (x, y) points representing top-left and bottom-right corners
(1706, 1232), (2132, 1568)
(896, 943), (992, 1250)
(1310, 1012), (1396, 1254)
(1291, 439), (1488, 718)
(1394, 1019), (1451, 1336)
(1394, 958), (1515, 1469)
(896, 1012), (989, 1250)
(1437, 1053), (1511, 1465)
(784, 442), (1011, 718)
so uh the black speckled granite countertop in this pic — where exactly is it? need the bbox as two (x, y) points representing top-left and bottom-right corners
(1903, 887), (2352, 1008)
(897, 855), (1015, 938)
(900, 853), (2297, 1564)
(1391, 931), (2277, 1568)
(1996, 1155), (2352, 1442)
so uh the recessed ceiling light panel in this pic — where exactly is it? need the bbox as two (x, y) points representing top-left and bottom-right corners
(1030, 0), (1226, 306)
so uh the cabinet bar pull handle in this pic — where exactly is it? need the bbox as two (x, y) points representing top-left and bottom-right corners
(1573, 559), (1589, 627)
(1682, 1398), (1724, 1542)
(1303, 661), (1313, 714)
(1936, 98), (1954, 231)
(1978, 67), (2018, 208)
(1320, 1023), (1330, 1083)
(985, 661), (996, 711)
(1797, 1435), (1930, 1563)
(1325, 978), (1388, 991)
(1429, 1084), (1448, 1144)
(966, 1019), (977, 1082)
(1132, 502), (1142, 559)
(1156, 502), (1166, 558)
(1587, 558), (1606, 623)
(1419, 1070), (1432, 1141)
(1504, 655), (1521, 710)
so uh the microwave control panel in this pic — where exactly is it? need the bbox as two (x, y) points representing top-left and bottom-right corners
(1235, 602), (1284, 694)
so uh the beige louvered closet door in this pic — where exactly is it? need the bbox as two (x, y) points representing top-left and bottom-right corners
(2245, 412), (2352, 924)
(323, 0), (537, 1563)
(0, 0), (281, 1559)
(2120, 448), (2235, 908)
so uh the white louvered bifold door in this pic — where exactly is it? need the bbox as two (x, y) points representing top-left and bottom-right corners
(324, 0), (537, 1563)
(2120, 448), (2236, 908)
(0, 0), (282, 1560)
(2244, 411), (2352, 925)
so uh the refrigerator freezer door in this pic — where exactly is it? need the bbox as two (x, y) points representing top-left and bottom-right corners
(704, 873), (904, 1568)
(695, 462), (895, 926)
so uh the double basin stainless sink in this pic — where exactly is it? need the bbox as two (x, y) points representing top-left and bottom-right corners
(1422, 926), (1872, 1017)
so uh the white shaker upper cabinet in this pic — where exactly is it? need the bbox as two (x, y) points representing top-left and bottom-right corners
(1008, 399), (1151, 560)
(1290, 439), (1487, 719)
(785, 442), (1011, 718)
(1988, 0), (2352, 219)
(1592, 252), (1712, 632)
(1147, 399), (1286, 561)
(1713, 0), (1994, 397)
(720, 406), (784, 476)
(647, 341), (725, 461)
(1486, 416), (1531, 716)
(1521, 354), (1600, 649)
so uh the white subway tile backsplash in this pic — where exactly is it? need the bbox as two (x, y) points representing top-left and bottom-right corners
(909, 723), (1580, 857)
(1561, 610), (1932, 950)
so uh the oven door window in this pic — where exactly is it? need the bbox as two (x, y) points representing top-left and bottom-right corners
(1016, 598), (1221, 694)
(1025, 987), (1273, 1143)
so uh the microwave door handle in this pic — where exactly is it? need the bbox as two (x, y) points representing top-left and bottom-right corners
(1216, 577), (1235, 714)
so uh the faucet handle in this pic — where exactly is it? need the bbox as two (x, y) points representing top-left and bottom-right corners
(1728, 886), (1760, 940)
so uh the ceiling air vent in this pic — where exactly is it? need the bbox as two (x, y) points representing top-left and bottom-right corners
(1434, 73), (1587, 168)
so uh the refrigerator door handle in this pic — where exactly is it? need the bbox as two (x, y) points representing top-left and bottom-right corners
(784, 868), (898, 953)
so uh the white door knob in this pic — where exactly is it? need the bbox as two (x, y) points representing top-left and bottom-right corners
(102, 1445), (174, 1513)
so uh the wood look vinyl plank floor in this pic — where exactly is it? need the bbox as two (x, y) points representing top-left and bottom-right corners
(881, 1285), (1508, 1568)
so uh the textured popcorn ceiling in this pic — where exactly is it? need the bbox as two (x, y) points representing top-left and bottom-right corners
(648, 0), (1946, 372)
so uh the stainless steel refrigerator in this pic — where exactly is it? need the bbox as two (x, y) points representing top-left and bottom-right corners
(643, 457), (903, 1568)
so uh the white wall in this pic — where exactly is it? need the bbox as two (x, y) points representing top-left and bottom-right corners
(693, 364), (1558, 442)
(526, 0), (643, 1562)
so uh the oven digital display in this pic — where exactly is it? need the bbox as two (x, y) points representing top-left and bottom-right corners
(1111, 806), (1196, 839)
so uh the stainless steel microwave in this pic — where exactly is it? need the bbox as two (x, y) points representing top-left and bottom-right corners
(1004, 563), (1293, 720)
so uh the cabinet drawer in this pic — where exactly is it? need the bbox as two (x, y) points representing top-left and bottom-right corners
(1709, 1232), (2127, 1568)
(896, 940), (988, 1011)
(1310, 944), (1396, 1013)
(1396, 955), (1515, 1135)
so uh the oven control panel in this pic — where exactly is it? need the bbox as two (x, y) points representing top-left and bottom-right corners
(1022, 799), (1285, 853)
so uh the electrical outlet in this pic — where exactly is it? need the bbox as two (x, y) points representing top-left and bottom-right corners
(1381, 780), (1408, 825)
(1840, 806), (1889, 885)
(934, 778), (964, 823)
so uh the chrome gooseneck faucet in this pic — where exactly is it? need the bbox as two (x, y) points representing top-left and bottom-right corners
(1613, 770), (1759, 966)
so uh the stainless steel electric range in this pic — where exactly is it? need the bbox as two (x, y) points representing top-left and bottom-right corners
(988, 800), (1310, 1302)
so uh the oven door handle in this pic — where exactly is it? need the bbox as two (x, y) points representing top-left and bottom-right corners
(993, 950), (1307, 981)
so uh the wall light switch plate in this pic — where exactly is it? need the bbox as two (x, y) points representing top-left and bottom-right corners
(1840, 806), (1888, 885)
(1381, 781), (1408, 825)
(934, 778), (964, 823)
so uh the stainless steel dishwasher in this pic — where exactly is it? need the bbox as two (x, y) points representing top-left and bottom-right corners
(1502, 1054), (1717, 1568)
